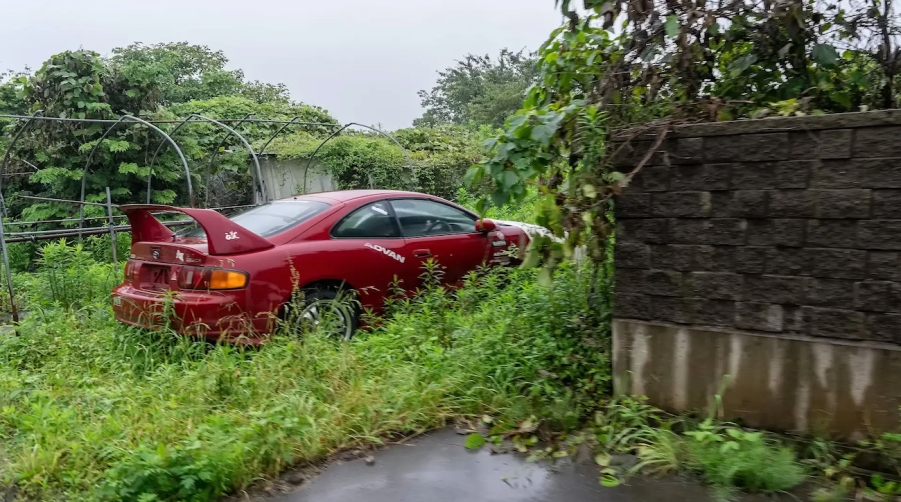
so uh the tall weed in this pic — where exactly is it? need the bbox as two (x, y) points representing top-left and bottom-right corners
(22, 239), (118, 309)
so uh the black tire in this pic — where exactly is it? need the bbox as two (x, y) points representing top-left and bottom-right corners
(289, 288), (360, 340)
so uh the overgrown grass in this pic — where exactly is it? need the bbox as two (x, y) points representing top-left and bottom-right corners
(0, 243), (609, 501)
(593, 397), (807, 501)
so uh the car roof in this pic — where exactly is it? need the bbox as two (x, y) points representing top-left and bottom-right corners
(277, 190), (430, 203)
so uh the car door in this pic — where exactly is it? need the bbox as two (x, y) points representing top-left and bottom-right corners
(329, 199), (407, 309)
(390, 198), (492, 289)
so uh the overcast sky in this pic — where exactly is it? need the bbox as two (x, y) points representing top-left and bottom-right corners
(1, 0), (562, 130)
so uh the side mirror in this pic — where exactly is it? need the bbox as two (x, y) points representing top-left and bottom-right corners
(476, 218), (497, 233)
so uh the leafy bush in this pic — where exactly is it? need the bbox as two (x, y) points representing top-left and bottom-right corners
(0, 252), (610, 501)
(685, 420), (806, 500)
(592, 398), (807, 501)
(23, 239), (118, 309)
(269, 125), (490, 201)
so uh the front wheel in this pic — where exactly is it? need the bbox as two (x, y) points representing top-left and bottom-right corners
(290, 288), (359, 340)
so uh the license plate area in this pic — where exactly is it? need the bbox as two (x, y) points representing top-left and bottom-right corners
(140, 264), (172, 290)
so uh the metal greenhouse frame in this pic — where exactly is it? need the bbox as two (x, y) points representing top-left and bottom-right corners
(0, 112), (416, 323)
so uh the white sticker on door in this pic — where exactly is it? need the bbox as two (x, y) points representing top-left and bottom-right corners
(364, 243), (406, 263)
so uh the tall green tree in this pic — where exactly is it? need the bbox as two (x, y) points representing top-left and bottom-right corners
(108, 42), (291, 106)
(415, 49), (538, 128)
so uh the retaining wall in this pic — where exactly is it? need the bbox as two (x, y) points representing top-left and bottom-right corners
(613, 109), (901, 438)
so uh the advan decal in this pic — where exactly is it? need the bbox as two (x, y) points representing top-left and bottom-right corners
(364, 243), (406, 263)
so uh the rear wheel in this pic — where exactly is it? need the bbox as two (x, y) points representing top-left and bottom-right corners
(291, 288), (359, 340)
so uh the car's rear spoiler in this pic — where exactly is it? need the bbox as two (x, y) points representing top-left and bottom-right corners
(119, 204), (274, 256)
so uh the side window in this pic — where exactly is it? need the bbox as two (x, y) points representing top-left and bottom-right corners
(391, 199), (477, 237)
(332, 201), (399, 238)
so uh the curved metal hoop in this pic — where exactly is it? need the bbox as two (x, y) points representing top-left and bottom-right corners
(145, 113), (197, 203)
(303, 122), (416, 194)
(0, 110), (44, 213)
(204, 113), (255, 207)
(79, 115), (193, 233)
(257, 116), (342, 155)
(145, 113), (266, 205)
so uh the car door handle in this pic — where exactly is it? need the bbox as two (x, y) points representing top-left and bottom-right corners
(413, 249), (431, 258)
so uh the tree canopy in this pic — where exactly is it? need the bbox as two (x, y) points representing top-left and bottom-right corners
(415, 49), (539, 129)
(108, 42), (291, 106)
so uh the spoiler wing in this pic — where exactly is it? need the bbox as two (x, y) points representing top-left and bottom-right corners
(119, 204), (274, 256)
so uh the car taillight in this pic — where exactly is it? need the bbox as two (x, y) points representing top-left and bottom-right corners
(124, 261), (135, 283)
(177, 266), (248, 290)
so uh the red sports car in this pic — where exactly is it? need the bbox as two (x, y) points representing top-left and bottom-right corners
(112, 190), (547, 341)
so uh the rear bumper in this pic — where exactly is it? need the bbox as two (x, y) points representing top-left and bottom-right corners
(111, 284), (272, 341)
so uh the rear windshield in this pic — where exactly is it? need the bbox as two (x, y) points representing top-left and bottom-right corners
(180, 201), (331, 239)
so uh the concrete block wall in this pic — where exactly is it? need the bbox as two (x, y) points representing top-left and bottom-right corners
(613, 110), (901, 344)
(611, 110), (901, 437)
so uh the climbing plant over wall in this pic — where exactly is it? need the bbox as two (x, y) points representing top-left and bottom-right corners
(468, 0), (901, 276)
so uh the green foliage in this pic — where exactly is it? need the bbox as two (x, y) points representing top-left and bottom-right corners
(21, 50), (112, 120)
(591, 398), (806, 501)
(108, 42), (291, 106)
(415, 49), (539, 129)
(465, 433), (487, 449)
(467, 0), (901, 272)
(684, 420), (806, 500)
(0, 241), (610, 501)
(23, 239), (118, 309)
(0, 46), (339, 225)
(269, 125), (488, 200)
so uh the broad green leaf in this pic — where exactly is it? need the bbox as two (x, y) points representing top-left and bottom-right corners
(538, 267), (553, 287)
(499, 171), (518, 191)
(531, 124), (556, 146)
(507, 115), (528, 129)
(812, 44), (839, 66)
(465, 434), (487, 449)
(665, 15), (680, 38)
(708, 22), (720, 35)
(463, 165), (484, 187)
(600, 474), (621, 487)
(595, 452), (611, 466)
(491, 189), (509, 208)
(850, 70), (867, 87)
(830, 91), (851, 109)
(482, 137), (498, 150)
(582, 184), (598, 198)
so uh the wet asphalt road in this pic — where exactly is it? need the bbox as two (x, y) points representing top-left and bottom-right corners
(269, 428), (794, 502)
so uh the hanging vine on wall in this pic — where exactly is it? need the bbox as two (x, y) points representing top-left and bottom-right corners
(469, 0), (901, 274)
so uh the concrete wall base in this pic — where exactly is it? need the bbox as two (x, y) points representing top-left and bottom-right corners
(613, 319), (901, 440)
